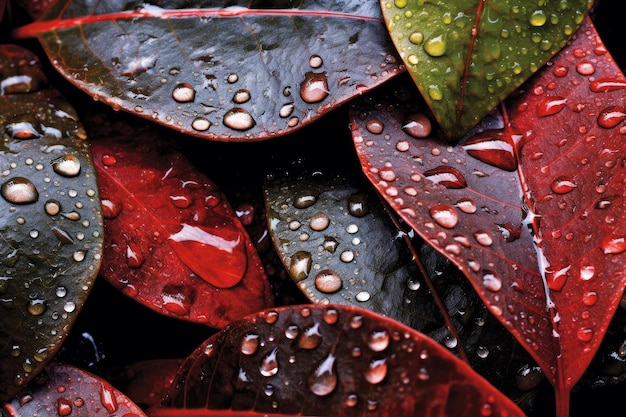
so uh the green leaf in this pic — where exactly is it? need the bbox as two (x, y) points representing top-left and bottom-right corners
(381, 0), (593, 139)
(0, 44), (103, 402)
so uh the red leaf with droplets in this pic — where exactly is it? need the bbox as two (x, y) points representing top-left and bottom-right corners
(350, 17), (626, 417)
(151, 304), (525, 417)
(89, 119), (273, 328)
(3, 364), (146, 417)
(13, 0), (402, 142)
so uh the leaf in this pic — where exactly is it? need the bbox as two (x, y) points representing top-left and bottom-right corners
(350, 16), (626, 417)
(0, 44), (103, 403)
(2, 363), (147, 416)
(13, 0), (403, 142)
(155, 304), (526, 417)
(116, 359), (185, 409)
(381, 0), (593, 139)
(89, 119), (274, 328)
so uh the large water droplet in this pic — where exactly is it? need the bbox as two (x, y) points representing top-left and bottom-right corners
(99, 382), (118, 413)
(367, 330), (390, 352)
(423, 34), (446, 57)
(232, 89), (251, 104)
(308, 353), (337, 396)
(191, 117), (211, 131)
(529, 10), (547, 26)
(290, 251), (312, 281)
(299, 322), (322, 349)
(365, 357), (387, 384)
(455, 198), (477, 214)
(309, 212), (330, 231)
(101, 199), (122, 219)
(423, 166), (467, 189)
(590, 78), (626, 93)
(473, 230), (493, 246)
(1, 177), (38, 204)
(172, 83), (196, 102)
(300, 72), (329, 103)
(429, 204), (458, 229)
(601, 236), (626, 254)
(597, 106), (626, 129)
(314, 269), (342, 293)
(537, 96), (567, 117)
(260, 348), (279, 377)
(402, 113), (432, 138)
(293, 190), (318, 208)
(223, 107), (256, 131)
(462, 132), (517, 171)
(241, 334), (260, 355)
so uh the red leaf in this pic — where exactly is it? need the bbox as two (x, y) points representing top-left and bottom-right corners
(90, 123), (273, 328)
(153, 304), (525, 417)
(350, 17), (626, 417)
(3, 364), (146, 417)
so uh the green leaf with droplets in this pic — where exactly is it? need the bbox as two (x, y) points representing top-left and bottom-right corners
(0, 45), (103, 402)
(13, 0), (403, 142)
(381, 0), (593, 139)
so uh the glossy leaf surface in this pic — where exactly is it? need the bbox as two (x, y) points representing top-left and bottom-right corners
(157, 304), (526, 416)
(381, 0), (593, 139)
(2, 364), (146, 416)
(90, 121), (273, 329)
(14, 0), (403, 142)
(0, 45), (103, 402)
(351, 16), (626, 416)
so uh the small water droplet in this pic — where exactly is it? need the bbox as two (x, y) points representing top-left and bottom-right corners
(101, 199), (122, 219)
(232, 89), (251, 104)
(402, 113), (432, 138)
(340, 250), (355, 262)
(57, 398), (73, 416)
(293, 190), (318, 208)
(455, 198), (477, 214)
(576, 327), (593, 342)
(482, 271), (502, 292)
(191, 117), (211, 131)
(580, 265), (595, 281)
(550, 177), (577, 194)
(172, 83), (195, 103)
(366, 119), (384, 134)
(309, 212), (330, 231)
(529, 10), (547, 26)
(348, 193), (369, 217)
(423, 34), (446, 57)
(597, 106), (626, 129)
(299, 322), (322, 349)
(300, 72), (329, 103)
(462, 131), (518, 171)
(126, 242), (145, 268)
(44, 199), (61, 216)
(590, 78), (626, 92)
(322, 236), (339, 253)
(423, 166), (467, 189)
(537, 96), (567, 117)
(259, 349), (279, 376)
(279, 103), (295, 118)
(473, 230), (493, 246)
(308, 353), (337, 396)
(429, 204), (459, 228)
(99, 382), (118, 413)
(227, 73), (239, 83)
(356, 291), (371, 302)
(314, 269), (342, 293)
(365, 357), (387, 384)
(223, 107), (256, 131)
(27, 299), (46, 316)
(576, 61), (595, 76)
(582, 291), (597, 306)
(1, 177), (38, 204)
(344, 394), (359, 407)
(101, 154), (117, 166)
(309, 54), (323, 69)
(241, 334), (260, 355)
(601, 236), (626, 254)
(290, 251), (312, 281)
(368, 330), (389, 352)
(285, 324), (299, 339)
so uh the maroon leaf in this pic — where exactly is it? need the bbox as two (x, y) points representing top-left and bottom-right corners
(2, 364), (146, 416)
(350, 16), (626, 417)
(89, 121), (273, 328)
(118, 359), (185, 410)
(0, 45), (103, 402)
(154, 304), (525, 417)
(13, 0), (402, 141)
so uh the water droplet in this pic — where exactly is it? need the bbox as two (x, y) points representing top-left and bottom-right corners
(27, 299), (46, 316)
(308, 353), (337, 396)
(409, 31), (424, 45)
(44, 199), (61, 216)
(300, 72), (329, 103)
(601, 236), (626, 254)
(580, 265), (595, 280)
(590, 78), (626, 92)
(285, 324), (299, 339)
(1, 177), (38, 204)
(52, 226), (74, 244)
(5, 122), (41, 139)
(344, 394), (359, 407)
(356, 291), (371, 302)
(407, 278), (421, 290)
(348, 193), (369, 217)
(309, 212), (330, 231)
(279, 103), (294, 118)
(101, 199), (122, 219)
(423, 34), (446, 57)
(50, 154), (81, 177)
(99, 382), (118, 413)
(57, 398), (73, 416)
(161, 284), (193, 316)
(290, 251), (312, 281)
(293, 190), (318, 208)
(550, 177), (577, 194)
(423, 166), (467, 189)
(323, 236), (339, 253)
(455, 198), (477, 214)
(299, 322), (322, 349)
(223, 107), (256, 131)
(309, 54), (323, 68)
(241, 334), (260, 355)
(473, 230), (493, 246)
(232, 89), (251, 104)
(402, 113), (432, 138)
(462, 131), (518, 171)
(576, 61), (595, 76)
(482, 272), (502, 292)
(340, 250), (354, 262)
(582, 291), (597, 306)
(366, 119), (384, 134)
(576, 327), (593, 342)
(365, 357), (387, 384)
(529, 10), (547, 26)
(429, 204), (458, 228)
(323, 308), (338, 324)
(314, 269), (342, 293)
(368, 330), (389, 352)
(101, 154), (117, 166)
(126, 242), (145, 268)
(537, 96), (567, 117)
(597, 106), (626, 128)
(172, 83), (195, 102)
(227, 73), (239, 83)
(63, 301), (76, 313)
(191, 117), (211, 131)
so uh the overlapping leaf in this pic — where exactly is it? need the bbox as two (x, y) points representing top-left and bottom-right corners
(89, 120), (273, 329)
(381, 0), (593, 139)
(155, 304), (526, 416)
(2, 364), (146, 416)
(0, 45), (103, 402)
(13, 0), (403, 142)
(350, 17), (626, 417)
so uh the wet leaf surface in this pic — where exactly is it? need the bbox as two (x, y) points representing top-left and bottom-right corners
(350, 16), (626, 415)
(13, 0), (403, 141)
(155, 304), (526, 417)
(89, 119), (274, 329)
(381, 0), (593, 139)
(2, 363), (146, 416)
(0, 44), (103, 402)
